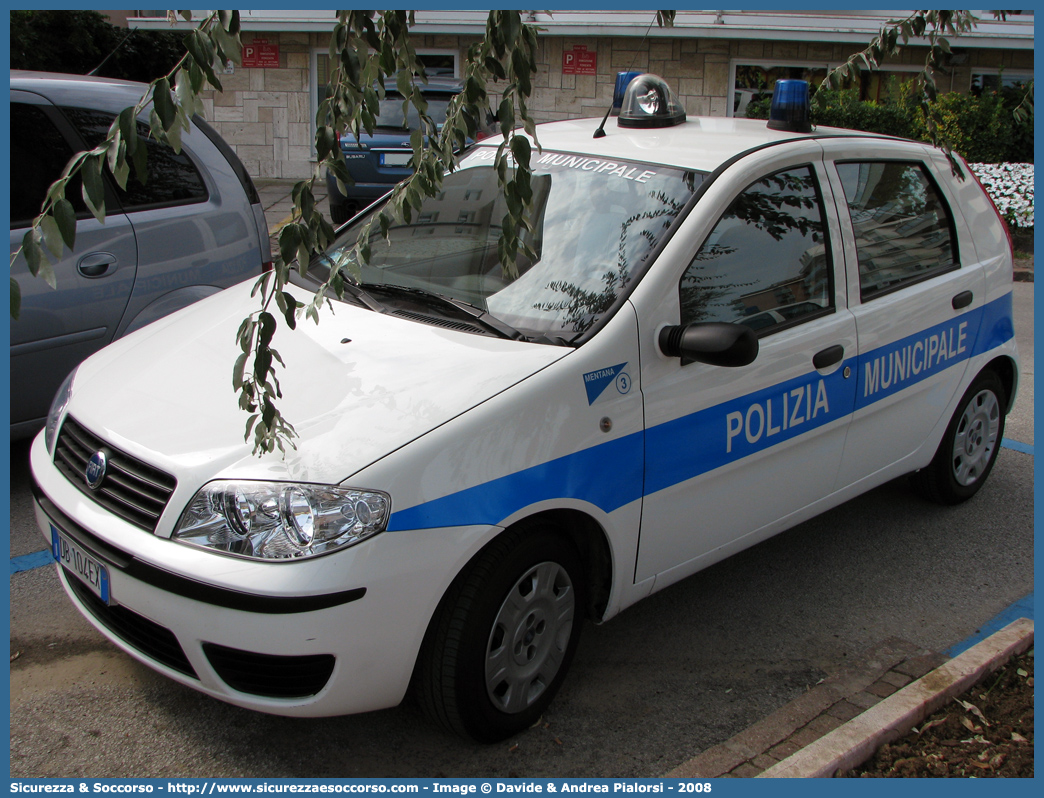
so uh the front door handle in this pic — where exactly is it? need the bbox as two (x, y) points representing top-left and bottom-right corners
(812, 344), (844, 370)
(77, 252), (118, 278)
(952, 290), (973, 310)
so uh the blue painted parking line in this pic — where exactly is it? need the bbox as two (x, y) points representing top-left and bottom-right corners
(944, 592), (1035, 658)
(10, 549), (54, 575)
(1001, 437), (1034, 455)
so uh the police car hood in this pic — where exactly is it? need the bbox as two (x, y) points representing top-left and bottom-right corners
(68, 280), (567, 485)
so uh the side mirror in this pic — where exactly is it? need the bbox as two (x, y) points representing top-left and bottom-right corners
(658, 322), (759, 367)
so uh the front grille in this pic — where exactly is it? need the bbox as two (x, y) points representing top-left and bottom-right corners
(66, 575), (197, 678)
(203, 643), (335, 698)
(54, 417), (177, 533)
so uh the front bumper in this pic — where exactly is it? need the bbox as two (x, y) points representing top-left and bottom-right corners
(31, 433), (494, 717)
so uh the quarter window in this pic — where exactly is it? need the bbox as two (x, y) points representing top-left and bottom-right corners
(836, 161), (957, 299)
(679, 165), (833, 334)
(60, 106), (208, 211)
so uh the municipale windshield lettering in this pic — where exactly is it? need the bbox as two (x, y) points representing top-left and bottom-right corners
(323, 148), (700, 340)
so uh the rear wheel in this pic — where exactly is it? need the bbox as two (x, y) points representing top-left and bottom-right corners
(416, 523), (586, 742)
(913, 370), (1006, 504)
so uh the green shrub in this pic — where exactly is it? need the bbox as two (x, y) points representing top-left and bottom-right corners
(805, 80), (1032, 164)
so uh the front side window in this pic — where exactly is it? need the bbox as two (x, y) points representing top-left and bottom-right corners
(10, 103), (84, 226)
(836, 161), (957, 299)
(678, 165), (833, 334)
(315, 149), (701, 341)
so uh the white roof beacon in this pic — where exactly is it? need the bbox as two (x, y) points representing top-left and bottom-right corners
(617, 74), (687, 129)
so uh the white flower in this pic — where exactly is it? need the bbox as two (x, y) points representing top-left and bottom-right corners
(969, 163), (1034, 229)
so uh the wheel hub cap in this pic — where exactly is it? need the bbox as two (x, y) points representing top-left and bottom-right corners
(485, 562), (575, 714)
(952, 389), (1001, 487)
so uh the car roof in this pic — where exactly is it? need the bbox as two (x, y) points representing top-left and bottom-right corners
(11, 70), (151, 111)
(503, 115), (905, 174)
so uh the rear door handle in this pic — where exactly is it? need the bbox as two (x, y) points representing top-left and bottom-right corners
(77, 252), (118, 278)
(952, 290), (973, 310)
(812, 344), (844, 370)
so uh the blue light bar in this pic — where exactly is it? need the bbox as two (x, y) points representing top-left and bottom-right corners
(613, 71), (643, 110)
(767, 79), (811, 133)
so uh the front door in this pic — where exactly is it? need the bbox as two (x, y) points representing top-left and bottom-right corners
(634, 149), (857, 584)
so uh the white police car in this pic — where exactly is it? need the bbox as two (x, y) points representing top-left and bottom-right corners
(31, 76), (1019, 742)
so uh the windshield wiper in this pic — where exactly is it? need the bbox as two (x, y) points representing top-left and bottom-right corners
(360, 283), (531, 342)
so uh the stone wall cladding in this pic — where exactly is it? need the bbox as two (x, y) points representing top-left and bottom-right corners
(200, 31), (1025, 180)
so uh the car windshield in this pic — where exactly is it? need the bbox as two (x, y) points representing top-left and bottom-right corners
(318, 148), (701, 341)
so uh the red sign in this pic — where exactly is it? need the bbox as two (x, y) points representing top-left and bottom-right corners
(562, 45), (597, 76)
(243, 39), (280, 68)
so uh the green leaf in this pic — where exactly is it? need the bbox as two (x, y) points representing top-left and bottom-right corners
(153, 78), (177, 131)
(118, 107), (138, 156)
(39, 215), (64, 259)
(81, 156), (106, 222)
(510, 135), (531, 169)
(22, 231), (42, 278)
(233, 352), (248, 390)
(281, 291), (298, 329)
(257, 311), (277, 347)
(53, 199), (76, 251)
(279, 223), (302, 266)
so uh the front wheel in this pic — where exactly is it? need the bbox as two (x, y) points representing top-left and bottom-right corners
(912, 370), (1006, 504)
(416, 523), (586, 742)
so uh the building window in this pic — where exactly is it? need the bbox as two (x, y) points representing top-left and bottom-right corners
(971, 70), (1034, 95)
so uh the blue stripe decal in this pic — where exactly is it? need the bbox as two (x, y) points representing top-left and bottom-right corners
(645, 361), (856, 495)
(387, 432), (645, 532)
(1001, 438), (1035, 455)
(388, 293), (1014, 531)
(10, 549), (54, 575)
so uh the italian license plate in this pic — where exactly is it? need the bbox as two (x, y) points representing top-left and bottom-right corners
(51, 525), (110, 604)
(380, 152), (411, 167)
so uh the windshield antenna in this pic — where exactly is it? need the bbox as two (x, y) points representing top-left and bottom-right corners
(593, 13), (658, 138)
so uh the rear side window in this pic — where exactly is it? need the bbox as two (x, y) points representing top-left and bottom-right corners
(60, 106), (208, 211)
(836, 161), (958, 300)
(679, 165), (833, 335)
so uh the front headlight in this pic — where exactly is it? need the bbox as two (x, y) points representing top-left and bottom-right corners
(45, 367), (78, 455)
(173, 481), (391, 561)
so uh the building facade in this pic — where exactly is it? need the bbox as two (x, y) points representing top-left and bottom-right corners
(131, 10), (1035, 180)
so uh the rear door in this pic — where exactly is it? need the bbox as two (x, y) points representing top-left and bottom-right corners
(820, 141), (985, 488)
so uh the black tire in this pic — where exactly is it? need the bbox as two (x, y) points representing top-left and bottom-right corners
(329, 202), (351, 226)
(912, 370), (1006, 505)
(415, 522), (586, 742)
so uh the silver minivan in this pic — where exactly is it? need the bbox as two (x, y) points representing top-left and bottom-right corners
(10, 71), (272, 438)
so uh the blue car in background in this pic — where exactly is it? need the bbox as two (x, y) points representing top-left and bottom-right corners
(326, 78), (493, 225)
(10, 72), (272, 439)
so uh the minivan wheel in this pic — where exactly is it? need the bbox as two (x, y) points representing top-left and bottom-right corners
(416, 523), (586, 742)
(330, 203), (351, 226)
(913, 370), (1006, 505)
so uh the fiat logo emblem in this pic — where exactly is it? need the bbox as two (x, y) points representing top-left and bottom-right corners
(85, 451), (108, 490)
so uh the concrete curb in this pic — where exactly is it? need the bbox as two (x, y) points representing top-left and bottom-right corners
(757, 618), (1034, 778)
